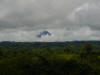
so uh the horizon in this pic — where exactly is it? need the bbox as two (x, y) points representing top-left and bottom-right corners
(0, 40), (100, 43)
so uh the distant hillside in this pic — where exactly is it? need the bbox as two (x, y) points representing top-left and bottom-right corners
(0, 41), (100, 50)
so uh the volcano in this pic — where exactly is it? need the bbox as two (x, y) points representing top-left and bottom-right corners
(37, 31), (51, 38)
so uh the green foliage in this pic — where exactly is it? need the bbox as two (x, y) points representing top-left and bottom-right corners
(0, 42), (99, 75)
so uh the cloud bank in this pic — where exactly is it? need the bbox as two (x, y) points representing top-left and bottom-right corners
(0, 0), (100, 41)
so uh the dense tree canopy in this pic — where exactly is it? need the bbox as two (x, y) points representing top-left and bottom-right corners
(0, 41), (99, 75)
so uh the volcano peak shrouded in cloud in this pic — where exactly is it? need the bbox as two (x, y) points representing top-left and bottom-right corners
(0, 0), (100, 41)
(37, 31), (51, 38)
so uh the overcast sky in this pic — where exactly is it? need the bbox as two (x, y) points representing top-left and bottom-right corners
(0, 0), (100, 42)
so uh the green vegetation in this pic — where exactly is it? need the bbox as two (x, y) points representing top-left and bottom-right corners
(0, 41), (99, 75)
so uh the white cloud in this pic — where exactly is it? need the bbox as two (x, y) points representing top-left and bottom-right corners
(68, 0), (100, 30)
(0, 0), (100, 41)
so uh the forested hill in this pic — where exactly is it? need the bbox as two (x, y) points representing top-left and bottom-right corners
(0, 41), (100, 50)
(0, 41), (100, 46)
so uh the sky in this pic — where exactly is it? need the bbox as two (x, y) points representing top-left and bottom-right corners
(0, 0), (100, 42)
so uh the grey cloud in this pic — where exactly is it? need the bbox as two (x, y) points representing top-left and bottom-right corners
(69, 0), (100, 30)
(0, 0), (87, 30)
(0, 0), (100, 41)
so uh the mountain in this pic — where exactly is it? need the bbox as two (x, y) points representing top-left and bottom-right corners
(37, 31), (51, 38)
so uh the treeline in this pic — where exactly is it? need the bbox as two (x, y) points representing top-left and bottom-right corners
(1, 41), (100, 48)
(0, 42), (100, 75)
